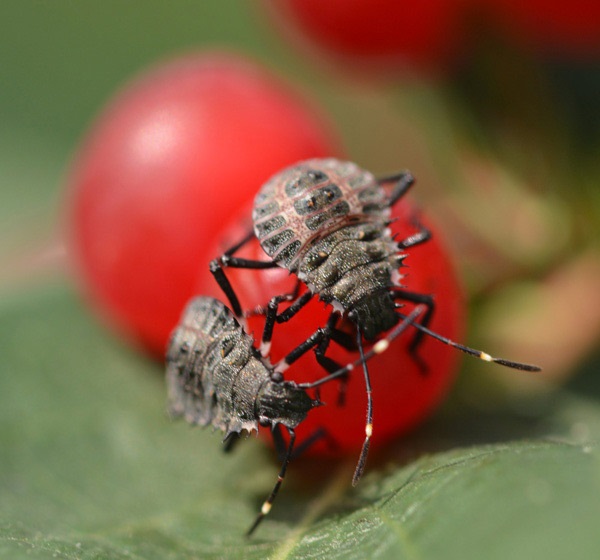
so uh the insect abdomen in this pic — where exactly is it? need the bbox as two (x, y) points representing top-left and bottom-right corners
(166, 297), (269, 435)
(297, 223), (403, 338)
(253, 158), (390, 271)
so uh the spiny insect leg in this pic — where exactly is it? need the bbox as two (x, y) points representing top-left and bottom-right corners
(210, 231), (279, 319)
(246, 427), (296, 537)
(245, 279), (302, 320)
(395, 311), (542, 372)
(393, 290), (436, 372)
(377, 170), (415, 207)
(245, 282), (305, 357)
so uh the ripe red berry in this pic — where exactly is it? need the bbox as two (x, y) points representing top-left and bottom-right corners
(198, 196), (465, 453)
(66, 53), (341, 355)
(265, 0), (467, 76)
(486, 0), (600, 57)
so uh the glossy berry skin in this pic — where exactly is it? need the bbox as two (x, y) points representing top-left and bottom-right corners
(198, 198), (465, 454)
(66, 53), (340, 355)
(265, 0), (466, 76)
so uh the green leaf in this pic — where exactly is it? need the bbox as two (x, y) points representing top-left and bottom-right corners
(1, 287), (599, 560)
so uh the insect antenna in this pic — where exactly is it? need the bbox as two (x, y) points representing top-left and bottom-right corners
(352, 326), (372, 487)
(298, 306), (426, 486)
(298, 306), (426, 391)
(395, 311), (541, 372)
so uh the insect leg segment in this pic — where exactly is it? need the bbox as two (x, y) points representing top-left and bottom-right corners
(273, 424), (335, 461)
(312, 312), (359, 406)
(222, 431), (241, 453)
(298, 305), (426, 390)
(377, 170), (415, 207)
(396, 220), (432, 250)
(209, 231), (280, 318)
(295, 307), (426, 487)
(395, 311), (542, 372)
(261, 290), (313, 357)
(246, 427), (296, 537)
(392, 289), (436, 373)
(275, 324), (330, 373)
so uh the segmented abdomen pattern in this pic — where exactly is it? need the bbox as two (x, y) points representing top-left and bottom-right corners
(166, 297), (270, 435)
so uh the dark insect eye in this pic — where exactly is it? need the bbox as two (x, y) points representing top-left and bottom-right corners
(270, 371), (283, 383)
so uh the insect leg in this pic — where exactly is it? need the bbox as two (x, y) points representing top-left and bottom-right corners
(222, 431), (240, 453)
(209, 231), (280, 318)
(395, 311), (542, 372)
(273, 309), (358, 375)
(377, 171), (415, 207)
(298, 308), (426, 486)
(392, 290), (436, 372)
(246, 427), (296, 536)
(299, 306), (426, 390)
(275, 325), (329, 373)
(396, 220), (432, 250)
(313, 312), (356, 406)
(273, 424), (336, 461)
(260, 290), (313, 357)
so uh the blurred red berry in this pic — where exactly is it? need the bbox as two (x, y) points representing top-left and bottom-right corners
(485, 0), (600, 57)
(198, 195), (465, 453)
(66, 52), (341, 355)
(265, 0), (467, 77)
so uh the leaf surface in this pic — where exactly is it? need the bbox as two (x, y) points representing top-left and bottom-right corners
(1, 287), (599, 560)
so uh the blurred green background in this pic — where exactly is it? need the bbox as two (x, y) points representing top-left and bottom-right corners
(1, 2), (599, 559)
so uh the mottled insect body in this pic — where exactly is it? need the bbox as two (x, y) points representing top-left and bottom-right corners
(253, 158), (406, 339)
(253, 158), (391, 269)
(167, 295), (423, 535)
(208, 158), (542, 521)
(166, 297), (314, 439)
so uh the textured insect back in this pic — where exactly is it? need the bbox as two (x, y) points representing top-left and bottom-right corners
(166, 295), (328, 535)
(206, 158), (542, 533)
(253, 158), (391, 272)
(166, 296), (266, 434)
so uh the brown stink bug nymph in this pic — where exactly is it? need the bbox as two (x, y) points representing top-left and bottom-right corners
(209, 158), (541, 485)
(166, 295), (422, 535)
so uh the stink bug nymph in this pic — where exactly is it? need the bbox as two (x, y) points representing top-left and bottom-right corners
(209, 158), (542, 484)
(166, 295), (421, 535)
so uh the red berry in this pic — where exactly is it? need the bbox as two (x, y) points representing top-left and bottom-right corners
(485, 0), (600, 57)
(198, 197), (465, 454)
(66, 53), (341, 355)
(265, 0), (467, 76)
